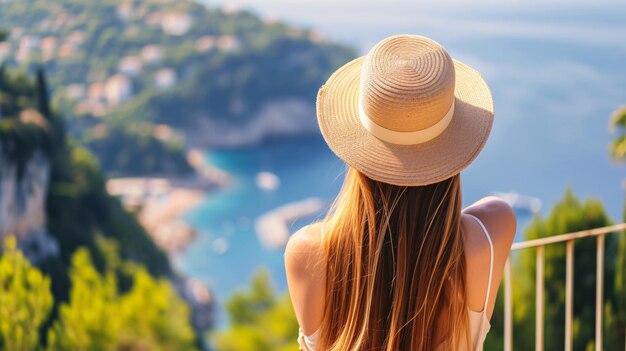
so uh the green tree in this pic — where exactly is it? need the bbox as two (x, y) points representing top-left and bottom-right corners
(116, 265), (197, 351)
(35, 66), (51, 121)
(47, 248), (120, 350)
(48, 245), (198, 351)
(509, 189), (621, 350)
(609, 106), (626, 162)
(0, 236), (54, 351)
(213, 269), (300, 351)
(609, 105), (626, 349)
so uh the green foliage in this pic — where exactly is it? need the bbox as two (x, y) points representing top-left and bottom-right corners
(48, 246), (197, 351)
(0, 28), (203, 348)
(0, 236), (54, 351)
(226, 269), (275, 325)
(616, 220), (626, 349)
(497, 188), (622, 350)
(0, 66), (54, 178)
(45, 139), (172, 301)
(149, 36), (354, 126)
(1, 50), (180, 345)
(35, 66), (51, 120)
(213, 269), (300, 351)
(0, 118), (53, 178)
(47, 248), (119, 350)
(83, 122), (192, 176)
(609, 106), (626, 162)
(0, 66), (36, 118)
(114, 265), (197, 350)
(610, 105), (626, 351)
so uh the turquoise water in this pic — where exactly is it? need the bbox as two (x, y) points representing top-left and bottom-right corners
(177, 135), (345, 323)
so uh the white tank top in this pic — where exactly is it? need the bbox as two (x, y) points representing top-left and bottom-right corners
(297, 214), (494, 351)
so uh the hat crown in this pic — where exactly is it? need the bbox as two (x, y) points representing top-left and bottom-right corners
(359, 35), (455, 132)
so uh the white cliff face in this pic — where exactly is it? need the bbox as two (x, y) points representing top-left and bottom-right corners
(186, 98), (318, 148)
(0, 148), (59, 263)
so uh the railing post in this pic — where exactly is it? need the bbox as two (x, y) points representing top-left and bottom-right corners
(505, 258), (513, 351)
(565, 240), (574, 351)
(536, 245), (544, 351)
(595, 234), (605, 351)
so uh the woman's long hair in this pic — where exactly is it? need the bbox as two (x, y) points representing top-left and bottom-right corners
(317, 167), (469, 350)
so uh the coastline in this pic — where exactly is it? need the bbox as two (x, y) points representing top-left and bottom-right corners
(106, 177), (204, 254)
(105, 149), (231, 334)
(106, 148), (233, 254)
(138, 186), (205, 254)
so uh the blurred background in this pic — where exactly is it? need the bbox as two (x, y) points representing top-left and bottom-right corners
(0, 0), (625, 350)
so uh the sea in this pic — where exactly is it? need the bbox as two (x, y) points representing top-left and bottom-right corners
(179, 0), (626, 327)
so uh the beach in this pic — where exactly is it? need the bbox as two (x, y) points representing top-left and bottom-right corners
(106, 149), (233, 254)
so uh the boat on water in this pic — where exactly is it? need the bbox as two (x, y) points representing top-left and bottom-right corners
(493, 191), (542, 214)
(255, 197), (326, 249)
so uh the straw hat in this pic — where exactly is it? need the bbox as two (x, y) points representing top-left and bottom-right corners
(317, 34), (494, 186)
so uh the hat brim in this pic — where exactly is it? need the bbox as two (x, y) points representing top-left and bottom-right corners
(317, 56), (494, 186)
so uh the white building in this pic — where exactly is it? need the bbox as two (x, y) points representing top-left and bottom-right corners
(145, 12), (162, 26)
(65, 84), (85, 100)
(40, 36), (57, 61)
(195, 36), (215, 53)
(15, 48), (31, 63)
(0, 42), (12, 62)
(66, 30), (84, 46)
(141, 45), (163, 63)
(217, 35), (241, 51)
(58, 43), (76, 59)
(88, 82), (106, 102)
(74, 100), (106, 117)
(118, 55), (143, 76)
(19, 35), (40, 50)
(105, 74), (133, 106)
(161, 12), (193, 36)
(116, 2), (134, 20)
(154, 68), (177, 89)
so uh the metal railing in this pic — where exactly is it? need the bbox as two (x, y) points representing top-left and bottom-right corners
(502, 223), (626, 351)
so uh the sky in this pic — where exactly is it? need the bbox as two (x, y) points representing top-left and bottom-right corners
(205, 0), (626, 53)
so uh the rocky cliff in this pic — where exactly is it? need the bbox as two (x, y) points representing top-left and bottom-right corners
(0, 146), (59, 264)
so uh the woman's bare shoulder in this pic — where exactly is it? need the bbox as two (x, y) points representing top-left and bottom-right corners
(463, 196), (517, 244)
(284, 222), (325, 280)
(284, 222), (327, 334)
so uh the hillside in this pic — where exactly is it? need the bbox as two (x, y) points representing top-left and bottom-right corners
(0, 0), (355, 162)
(0, 60), (211, 347)
(0, 61), (169, 296)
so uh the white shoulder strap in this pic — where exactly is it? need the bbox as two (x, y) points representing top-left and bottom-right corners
(466, 214), (494, 312)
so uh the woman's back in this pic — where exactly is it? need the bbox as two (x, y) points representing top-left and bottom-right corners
(285, 196), (516, 350)
(286, 34), (515, 350)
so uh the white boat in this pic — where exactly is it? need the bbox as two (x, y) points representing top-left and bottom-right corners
(255, 171), (280, 191)
(255, 197), (325, 249)
(493, 191), (542, 213)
